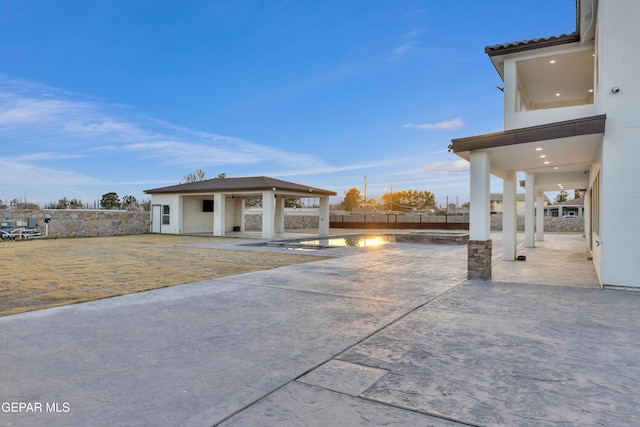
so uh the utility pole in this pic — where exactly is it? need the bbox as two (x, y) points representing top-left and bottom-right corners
(364, 176), (367, 207)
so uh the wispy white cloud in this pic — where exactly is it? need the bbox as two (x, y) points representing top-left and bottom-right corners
(266, 158), (401, 178)
(0, 158), (103, 186)
(424, 159), (469, 175)
(403, 117), (464, 131)
(18, 152), (89, 161)
(388, 43), (415, 61)
(0, 75), (329, 171)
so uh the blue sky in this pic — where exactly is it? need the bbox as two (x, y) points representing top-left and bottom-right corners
(0, 0), (576, 207)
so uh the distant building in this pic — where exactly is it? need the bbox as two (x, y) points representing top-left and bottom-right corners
(144, 176), (336, 239)
(545, 198), (584, 218)
(490, 193), (549, 215)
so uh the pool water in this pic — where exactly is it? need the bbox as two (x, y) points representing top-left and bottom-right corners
(292, 235), (394, 248)
(244, 234), (394, 250)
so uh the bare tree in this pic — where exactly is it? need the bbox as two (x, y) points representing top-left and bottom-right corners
(180, 169), (207, 184)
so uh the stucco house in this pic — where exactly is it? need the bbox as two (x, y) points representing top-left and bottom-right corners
(450, 0), (638, 287)
(144, 176), (337, 239)
(545, 197), (585, 217)
(490, 193), (550, 215)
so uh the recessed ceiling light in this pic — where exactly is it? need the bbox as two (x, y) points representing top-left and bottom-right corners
(535, 147), (543, 151)
(555, 93), (561, 97)
(544, 161), (550, 164)
(550, 60), (556, 64)
(554, 167), (559, 170)
(589, 89), (594, 93)
(540, 154), (547, 158)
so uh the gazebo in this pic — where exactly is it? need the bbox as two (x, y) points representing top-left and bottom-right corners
(144, 176), (337, 238)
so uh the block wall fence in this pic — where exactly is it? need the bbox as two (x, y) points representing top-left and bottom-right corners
(2, 210), (582, 238)
(4, 209), (149, 238)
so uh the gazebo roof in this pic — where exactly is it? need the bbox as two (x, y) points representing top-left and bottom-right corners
(144, 176), (337, 196)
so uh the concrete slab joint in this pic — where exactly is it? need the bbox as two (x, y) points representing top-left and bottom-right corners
(468, 239), (492, 280)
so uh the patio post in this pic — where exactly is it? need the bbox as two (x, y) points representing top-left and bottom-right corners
(468, 150), (492, 279)
(213, 193), (225, 236)
(319, 196), (330, 236)
(503, 170), (517, 260)
(261, 191), (275, 239)
(536, 193), (545, 241)
(274, 196), (285, 235)
(524, 173), (535, 247)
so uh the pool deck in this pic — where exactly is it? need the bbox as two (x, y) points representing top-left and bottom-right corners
(1, 232), (639, 426)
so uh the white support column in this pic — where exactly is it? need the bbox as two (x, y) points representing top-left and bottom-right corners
(213, 193), (225, 236)
(274, 196), (285, 235)
(469, 151), (491, 241)
(535, 193), (545, 241)
(177, 196), (184, 234)
(319, 196), (330, 236)
(524, 173), (535, 248)
(503, 170), (517, 260)
(232, 198), (245, 232)
(261, 191), (275, 239)
(558, 206), (563, 218)
(468, 150), (492, 280)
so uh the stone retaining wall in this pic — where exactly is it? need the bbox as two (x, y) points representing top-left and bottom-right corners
(5, 209), (149, 238)
(245, 213), (319, 231)
(2, 209), (584, 237)
(490, 215), (584, 233)
(395, 232), (469, 245)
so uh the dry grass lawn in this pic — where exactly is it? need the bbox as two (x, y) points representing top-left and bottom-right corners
(0, 234), (329, 317)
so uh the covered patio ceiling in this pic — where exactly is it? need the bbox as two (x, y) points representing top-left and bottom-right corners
(451, 115), (605, 193)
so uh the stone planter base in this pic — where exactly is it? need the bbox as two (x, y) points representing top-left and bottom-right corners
(468, 239), (492, 280)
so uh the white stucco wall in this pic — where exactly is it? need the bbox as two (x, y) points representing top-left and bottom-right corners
(596, 0), (640, 287)
(150, 194), (182, 234)
(182, 196), (214, 234)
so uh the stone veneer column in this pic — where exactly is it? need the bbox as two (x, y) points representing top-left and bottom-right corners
(468, 239), (492, 280)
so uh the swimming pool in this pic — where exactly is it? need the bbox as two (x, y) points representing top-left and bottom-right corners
(244, 234), (394, 250)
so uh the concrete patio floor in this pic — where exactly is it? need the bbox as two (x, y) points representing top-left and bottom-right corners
(1, 233), (639, 426)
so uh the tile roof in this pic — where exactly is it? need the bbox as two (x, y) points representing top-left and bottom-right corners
(485, 33), (580, 56)
(144, 176), (337, 196)
(485, 0), (581, 56)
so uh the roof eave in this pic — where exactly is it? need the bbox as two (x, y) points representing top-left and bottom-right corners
(451, 114), (606, 153)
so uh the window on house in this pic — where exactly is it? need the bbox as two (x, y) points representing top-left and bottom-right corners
(162, 205), (170, 225)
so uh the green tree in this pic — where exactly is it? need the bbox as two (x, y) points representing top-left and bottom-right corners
(380, 189), (435, 211)
(100, 192), (120, 209)
(56, 197), (69, 209)
(69, 198), (83, 209)
(554, 190), (569, 204)
(341, 187), (362, 211)
(380, 191), (401, 211)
